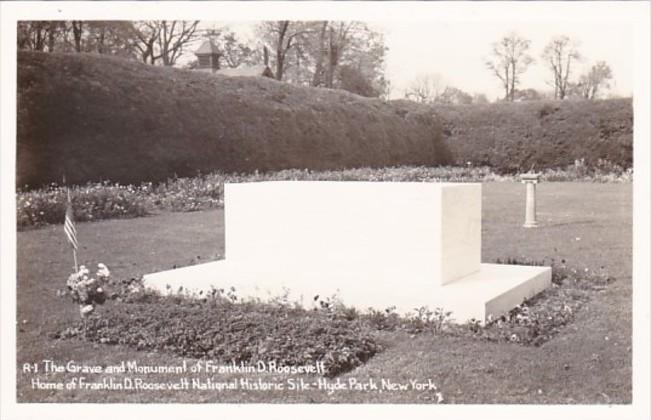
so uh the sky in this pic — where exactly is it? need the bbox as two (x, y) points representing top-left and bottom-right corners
(378, 20), (634, 101)
(195, 16), (634, 101)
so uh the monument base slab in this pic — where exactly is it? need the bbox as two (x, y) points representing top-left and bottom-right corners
(142, 262), (551, 324)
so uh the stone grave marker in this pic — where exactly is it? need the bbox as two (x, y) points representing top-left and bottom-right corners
(143, 181), (551, 323)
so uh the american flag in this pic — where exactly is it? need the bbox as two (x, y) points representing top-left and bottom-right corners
(64, 192), (78, 250)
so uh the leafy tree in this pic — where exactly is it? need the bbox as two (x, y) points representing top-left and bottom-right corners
(84, 22), (139, 58)
(437, 86), (473, 105)
(472, 93), (490, 104)
(542, 35), (581, 99)
(339, 24), (388, 97)
(256, 21), (313, 81)
(218, 31), (256, 68)
(486, 32), (534, 101)
(513, 88), (543, 102)
(307, 21), (386, 93)
(18, 21), (66, 52)
(18, 21), (138, 58)
(336, 65), (378, 97)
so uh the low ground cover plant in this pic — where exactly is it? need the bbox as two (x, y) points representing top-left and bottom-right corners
(311, 258), (615, 346)
(456, 260), (615, 346)
(17, 163), (631, 229)
(56, 282), (381, 378)
(55, 260), (613, 376)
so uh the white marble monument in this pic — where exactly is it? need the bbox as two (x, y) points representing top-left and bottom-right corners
(143, 181), (551, 323)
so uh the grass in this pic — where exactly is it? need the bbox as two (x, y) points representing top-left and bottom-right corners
(16, 182), (631, 403)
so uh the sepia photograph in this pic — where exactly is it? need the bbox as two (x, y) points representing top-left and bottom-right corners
(1, 1), (649, 419)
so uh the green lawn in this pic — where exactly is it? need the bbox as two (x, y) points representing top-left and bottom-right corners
(16, 181), (632, 403)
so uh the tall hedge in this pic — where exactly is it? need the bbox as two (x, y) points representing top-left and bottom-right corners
(17, 52), (449, 187)
(435, 99), (632, 173)
(17, 52), (633, 187)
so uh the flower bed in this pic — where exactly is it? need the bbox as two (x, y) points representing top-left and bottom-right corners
(56, 284), (381, 378)
(55, 260), (613, 377)
(17, 164), (632, 230)
(351, 259), (615, 346)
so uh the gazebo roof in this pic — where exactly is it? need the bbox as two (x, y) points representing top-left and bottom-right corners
(195, 40), (220, 56)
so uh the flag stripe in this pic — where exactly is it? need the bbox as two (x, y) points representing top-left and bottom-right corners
(64, 224), (77, 249)
(64, 228), (78, 249)
(64, 216), (76, 235)
(64, 200), (78, 250)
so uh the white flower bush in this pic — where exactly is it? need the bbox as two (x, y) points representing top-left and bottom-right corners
(66, 263), (110, 318)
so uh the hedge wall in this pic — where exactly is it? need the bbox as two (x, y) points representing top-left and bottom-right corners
(17, 52), (632, 187)
(435, 99), (632, 173)
(17, 52), (449, 187)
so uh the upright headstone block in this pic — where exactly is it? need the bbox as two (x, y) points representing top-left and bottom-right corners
(143, 181), (551, 323)
(224, 182), (481, 287)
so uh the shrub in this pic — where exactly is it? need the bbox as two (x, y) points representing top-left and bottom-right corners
(17, 182), (150, 229)
(64, 263), (112, 318)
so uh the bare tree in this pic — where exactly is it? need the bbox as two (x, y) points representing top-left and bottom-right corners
(542, 35), (581, 99)
(577, 61), (613, 100)
(404, 74), (444, 103)
(132, 22), (160, 64)
(132, 21), (198, 66)
(486, 32), (534, 101)
(157, 21), (200, 66)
